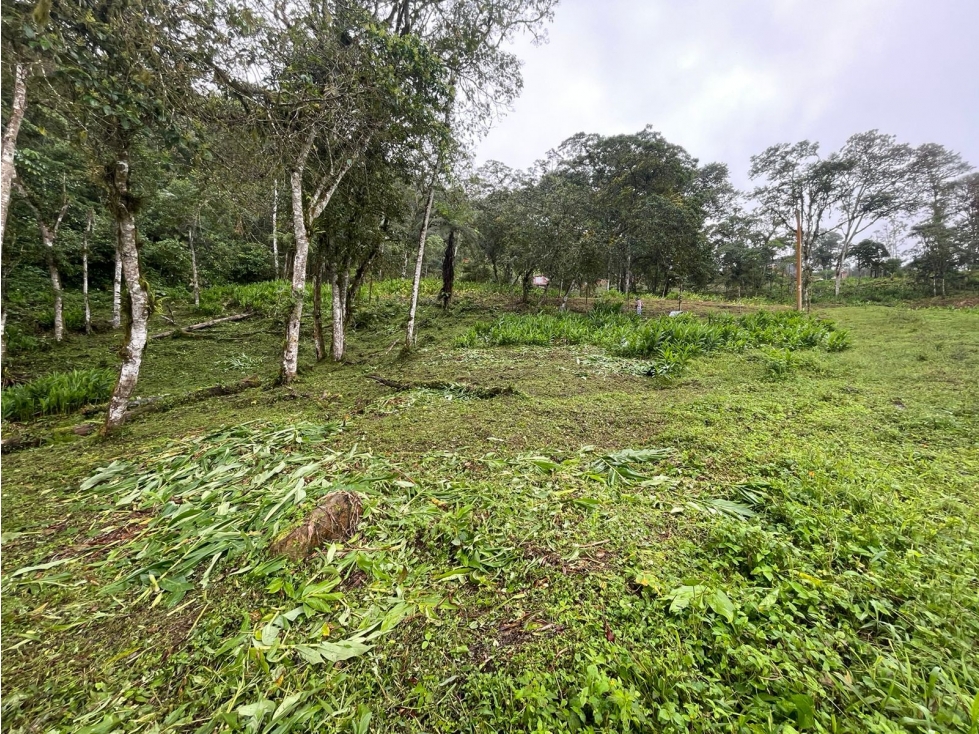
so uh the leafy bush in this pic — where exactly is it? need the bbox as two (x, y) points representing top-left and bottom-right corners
(2, 368), (115, 422)
(825, 329), (852, 352)
(758, 347), (798, 379)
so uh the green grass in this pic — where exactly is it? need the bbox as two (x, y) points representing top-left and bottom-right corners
(1, 284), (978, 733)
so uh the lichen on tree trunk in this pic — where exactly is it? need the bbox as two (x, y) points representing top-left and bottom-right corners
(281, 168), (310, 383)
(103, 157), (150, 434)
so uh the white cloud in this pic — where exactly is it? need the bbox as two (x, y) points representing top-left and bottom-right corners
(475, 0), (978, 188)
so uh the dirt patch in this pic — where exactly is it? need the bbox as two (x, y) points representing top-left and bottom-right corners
(49, 511), (152, 560)
(471, 614), (566, 672)
(522, 542), (616, 575)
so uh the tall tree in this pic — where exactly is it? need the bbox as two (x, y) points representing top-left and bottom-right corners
(44, 0), (215, 432)
(829, 131), (918, 296)
(750, 141), (848, 309)
(215, 2), (449, 380)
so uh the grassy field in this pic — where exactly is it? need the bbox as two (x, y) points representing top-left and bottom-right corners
(2, 285), (978, 733)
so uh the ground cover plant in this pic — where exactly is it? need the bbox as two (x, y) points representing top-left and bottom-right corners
(458, 308), (849, 379)
(1, 368), (116, 422)
(2, 286), (978, 733)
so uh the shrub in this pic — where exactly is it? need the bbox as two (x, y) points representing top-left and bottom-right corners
(825, 329), (853, 352)
(758, 347), (798, 379)
(2, 368), (115, 422)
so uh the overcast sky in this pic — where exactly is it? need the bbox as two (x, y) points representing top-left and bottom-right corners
(474, 0), (978, 190)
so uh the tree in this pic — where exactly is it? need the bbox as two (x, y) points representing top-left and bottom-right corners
(908, 144), (973, 295)
(829, 131), (918, 296)
(750, 141), (848, 309)
(849, 239), (889, 277)
(435, 185), (477, 308)
(813, 232), (842, 271)
(44, 0), (216, 432)
(214, 3), (450, 379)
(959, 173), (979, 271)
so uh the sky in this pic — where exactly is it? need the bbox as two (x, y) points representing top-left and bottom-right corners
(474, 0), (979, 190)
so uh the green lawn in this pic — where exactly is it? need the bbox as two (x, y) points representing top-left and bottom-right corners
(2, 294), (977, 733)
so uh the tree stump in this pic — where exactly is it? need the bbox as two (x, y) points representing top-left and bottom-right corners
(269, 491), (362, 561)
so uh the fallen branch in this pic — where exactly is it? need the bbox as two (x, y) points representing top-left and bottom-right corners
(150, 312), (252, 340)
(124, 376), (263, 418)
(366, 374), (515, 399)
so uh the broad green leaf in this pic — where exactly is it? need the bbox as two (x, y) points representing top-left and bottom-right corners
(707, 589), (736, 623)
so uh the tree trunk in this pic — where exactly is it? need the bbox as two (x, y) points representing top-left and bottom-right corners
(46, 235), (64, 342)
(331, 267), (346, 361)
(521, 270), (533, 303)
(16, 180), (69, 341)
(272, 179), (279, 278)
(560, 280), (575, 311)
(112, 235), (123, 329)
(346, 247), (378, 326)
(624, 253), (632, 297)
(406, 187), (435, 348)
(83, 209), (93, 334)
(103, 156), (150, 434)
(189, 217), (200, 309)
(1, 63), (28, 246)
(313, 258), (325, 362)
(439, 228), (456, 309)
(281, 169), (311, 383)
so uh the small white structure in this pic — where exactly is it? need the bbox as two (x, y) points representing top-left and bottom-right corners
(532, 275), (550, 287)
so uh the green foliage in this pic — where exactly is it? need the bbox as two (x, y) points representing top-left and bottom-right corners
(198, 281), (294, 321)
(2, 368), (114, 421)
(458, 309), (844, 379)
(758, 346), (799, 378)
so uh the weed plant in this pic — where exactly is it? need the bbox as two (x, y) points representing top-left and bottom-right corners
(1, 368), (115, 421)
(458, 308), (849, 377)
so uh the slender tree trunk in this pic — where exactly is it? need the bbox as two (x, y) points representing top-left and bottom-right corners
(112, 233), (123, 329)
(331, 266), (347, 361)
(46, 235), (64, 342)
(406, 187), (435, 348)
(521, 270), (532, 303)
(313, 258), (325, 362)
(346, 248), (378, 326)
(16, 180), (69, 341)
(103, 156), (150, 434)
(272, 179), (279, 278)
(439, 228), (456, 309)
(560, 279), (575, 311)
(282, 169), (311, 383)
(83, 209), (93, 334)
(1, 63), (28, 246)
(189, 217), (200, 309)
(624, 253), (632, 297)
